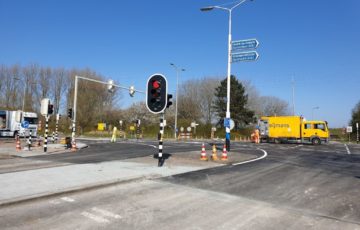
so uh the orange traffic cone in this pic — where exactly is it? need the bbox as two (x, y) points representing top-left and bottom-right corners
(221, 144), (228, 161)
(200, 143), (208, 160)
(71, 139), (77, 152)
(16, 136), (21, 151)
(211, 144), (218, 161)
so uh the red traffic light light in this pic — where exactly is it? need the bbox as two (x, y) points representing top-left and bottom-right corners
(152, 80), (160, 89)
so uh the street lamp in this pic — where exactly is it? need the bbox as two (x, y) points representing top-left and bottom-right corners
(170, 63), (185, 140)
(312, 106), (319, 120)
(201, 0), (253, 151)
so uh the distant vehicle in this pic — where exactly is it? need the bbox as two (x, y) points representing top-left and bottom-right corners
(259, 116), (329, 145)
(0, 110), (38, 137)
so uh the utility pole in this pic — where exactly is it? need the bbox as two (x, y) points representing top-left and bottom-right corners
(292, 76), (295, 116)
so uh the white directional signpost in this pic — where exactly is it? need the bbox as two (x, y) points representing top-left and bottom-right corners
(232, 38), (259, 50)
(231, 38), (260, 63)
(347, 126), (353, 143)
(232, 51), (259, 62)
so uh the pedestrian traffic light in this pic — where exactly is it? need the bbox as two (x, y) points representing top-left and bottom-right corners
(68, 108), (73, 119)
(146, 74), (167, 114)
(107, 79), (115, 93)
(166, 94), (173, 108)
(48, 104), (54, 115)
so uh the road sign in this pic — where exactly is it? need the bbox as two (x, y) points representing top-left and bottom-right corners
(229, 119), (235, 130)
(346, 126), (353, 133)
(224, 118), (230, 128)
(232, 51), (259, 63)
(21, 121), (29, 129)
(232, 39), (259, 51)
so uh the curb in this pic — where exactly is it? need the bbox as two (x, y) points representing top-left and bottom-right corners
(0, 176), (145, 208)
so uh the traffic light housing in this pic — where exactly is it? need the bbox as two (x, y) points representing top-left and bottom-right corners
(68, 108), (73, 119)
(146, 74), (167, 114)
(166, 94), (173, 108)
(48, 104), (54, 115)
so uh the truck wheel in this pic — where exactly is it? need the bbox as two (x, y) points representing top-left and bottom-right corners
(274, 138), (280, 144)
(312, 138), (321, 145)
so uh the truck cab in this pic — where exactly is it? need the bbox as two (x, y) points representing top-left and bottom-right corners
(302, 121), (329, 145)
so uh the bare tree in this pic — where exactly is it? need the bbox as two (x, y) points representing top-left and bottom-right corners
(52, 68), (68, 114)
(261, 96), (290, 116)
(22, 64), (40, 111)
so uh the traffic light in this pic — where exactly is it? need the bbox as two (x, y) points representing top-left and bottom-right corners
(48, 104), (54, 115)
(107, 79), (115, 93)
(166, 94), (173, 108)
(146, 74), (167, 114)
(68, 108), (73, 119)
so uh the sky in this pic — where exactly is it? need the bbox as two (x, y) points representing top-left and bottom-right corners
(0, 0), (359, 128)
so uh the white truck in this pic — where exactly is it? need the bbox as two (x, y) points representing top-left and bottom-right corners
(0, 110), (38, 137)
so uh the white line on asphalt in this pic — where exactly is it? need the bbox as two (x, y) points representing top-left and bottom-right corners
(81, 211), (110, 223)
(232, 148), (268, 166)
(61, 197), (75, 203)
(344, 144), (351, 154)
(92, 207), (122, 219)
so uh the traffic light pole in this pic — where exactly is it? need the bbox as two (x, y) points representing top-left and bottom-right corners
(158, 113), (165, 167)
(44, 115), (49, 152)
(72, 75), (144, 147)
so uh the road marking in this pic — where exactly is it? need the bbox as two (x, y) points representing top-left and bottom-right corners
(232, 148), (268, 166)
(61, 197), (75, 203)
(49, 200), (61, 205)
(81, 211), (110, 223)
(344, 144), (351, 154)
(92, 207), (122, 219)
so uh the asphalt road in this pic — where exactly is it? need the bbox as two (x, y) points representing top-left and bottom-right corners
(0, 140), (360, 229)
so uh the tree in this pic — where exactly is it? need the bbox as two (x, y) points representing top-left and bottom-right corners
(213, 75), (254, 128)
(350, 101), (360, 140)
(261, 96), (290, 116)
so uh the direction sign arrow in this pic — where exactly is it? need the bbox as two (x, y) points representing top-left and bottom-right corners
(232, 39), (259, 51)
(231, 51), (259, 62)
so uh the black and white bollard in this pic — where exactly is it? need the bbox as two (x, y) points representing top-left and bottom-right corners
(52, 131), (55, 143)
(44, 116), (48, 152)
(28, 129), (32, 151)
(157, 114), (165, 167)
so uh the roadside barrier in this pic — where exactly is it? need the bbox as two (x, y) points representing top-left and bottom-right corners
(200, 143), (208, 161)
(211, 144), (218, 161)
(16, 136), (21, 151)
(221, 144), (228, 161)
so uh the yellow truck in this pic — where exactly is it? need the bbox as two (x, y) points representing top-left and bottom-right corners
(259, 116), (329, 145)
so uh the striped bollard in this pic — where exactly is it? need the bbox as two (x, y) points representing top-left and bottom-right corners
(44, 116), (48, 152)
(158, 115), (165, 167)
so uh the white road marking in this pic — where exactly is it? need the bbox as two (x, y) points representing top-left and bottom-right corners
(232, 148), (268, 166)
(92, 207), (122, 219)
(49, 200), (61, 205)
(61, 197), (75, 203)
(344, 144), (351, 154)
(81, 211), (110, 223)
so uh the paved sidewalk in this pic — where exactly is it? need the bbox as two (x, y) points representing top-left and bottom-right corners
(0, 156), (222, 207)
(0, 139), (259, 207)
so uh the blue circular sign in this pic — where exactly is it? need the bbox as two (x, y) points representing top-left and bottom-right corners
(21, 121), (29, 129)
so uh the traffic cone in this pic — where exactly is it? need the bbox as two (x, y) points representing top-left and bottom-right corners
(16, 136), (21, 151)
(71, 139), (77, 152)
(221, 144), (228, 161)
(200, 143), (208, 160)
(211, 144), (218, 161)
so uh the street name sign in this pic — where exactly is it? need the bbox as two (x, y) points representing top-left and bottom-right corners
(232, 39), (259, 51)
(232, 51), (259, 63)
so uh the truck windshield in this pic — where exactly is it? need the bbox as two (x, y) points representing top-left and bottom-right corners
(314, 123), (326, 131)
(24, 117), (38, 124)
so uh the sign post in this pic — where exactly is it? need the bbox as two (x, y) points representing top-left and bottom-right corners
(346, 126), (353, 143)
(357, 123), (359, 144)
